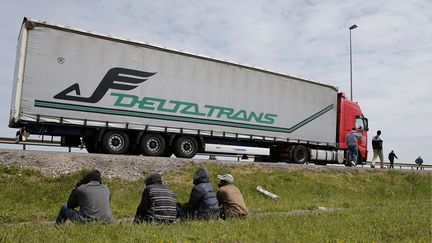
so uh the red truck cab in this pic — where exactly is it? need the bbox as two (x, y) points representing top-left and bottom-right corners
(337, 92), (368, 162)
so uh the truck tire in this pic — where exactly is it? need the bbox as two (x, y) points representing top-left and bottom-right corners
(292, 145), (309, 164)
(101, 130), (130, 154)
(173, 136), (198, 158)
(139, 133), (166, 156)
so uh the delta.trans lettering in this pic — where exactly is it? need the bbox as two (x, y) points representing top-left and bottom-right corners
(111, 93), (277, 124)
(52, 67), (278, 125)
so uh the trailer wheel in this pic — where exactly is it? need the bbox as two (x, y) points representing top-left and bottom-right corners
(139, 134), (166, 156)
(173, 136), (198, 158)
(101, 131), (130, 154)
(292, 145), (309, 164)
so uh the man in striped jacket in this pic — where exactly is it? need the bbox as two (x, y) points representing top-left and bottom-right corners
(134, 173), (177, 223)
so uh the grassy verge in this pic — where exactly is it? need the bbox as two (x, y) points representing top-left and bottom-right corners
(0, 164), (431, 242)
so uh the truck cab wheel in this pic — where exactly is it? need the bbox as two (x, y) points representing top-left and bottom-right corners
(292, 145), (309, 164)
(139, 134), (166, 156)
(173, 136), (198, 158)
(101, 131), (130, 154)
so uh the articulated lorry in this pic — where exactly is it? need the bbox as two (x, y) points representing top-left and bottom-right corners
(10, 18), (369, 164)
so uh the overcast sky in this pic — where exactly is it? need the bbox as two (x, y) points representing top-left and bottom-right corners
(0, 0), (431, 164)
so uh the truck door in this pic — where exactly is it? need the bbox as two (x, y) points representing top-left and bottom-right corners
(355, 115), (368, 160)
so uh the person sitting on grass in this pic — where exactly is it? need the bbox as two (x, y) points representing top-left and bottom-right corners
(55, 169), (113, 226)
(216, 174), (248, 219)
(177, 168), (219, 220)
(134, 173), (177, 224)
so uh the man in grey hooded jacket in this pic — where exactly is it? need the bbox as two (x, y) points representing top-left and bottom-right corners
(177, 168), (219, 220)
(55, 170), (113, 225)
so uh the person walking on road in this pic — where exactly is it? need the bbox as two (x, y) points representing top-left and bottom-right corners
(346, 127), (363, 167)
(371, 130), (384, 169)
(388, 150), (398, 169)
(415, 156), (424, 170)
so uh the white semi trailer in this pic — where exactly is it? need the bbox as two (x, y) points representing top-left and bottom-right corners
(10, 18), (369, 164)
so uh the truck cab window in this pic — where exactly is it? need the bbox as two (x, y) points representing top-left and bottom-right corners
(355, 117), (365, 130)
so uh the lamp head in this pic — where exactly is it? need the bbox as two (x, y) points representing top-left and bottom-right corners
(349, 24), (358, 30)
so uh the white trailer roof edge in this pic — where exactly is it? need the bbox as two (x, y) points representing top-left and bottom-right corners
(22, 17), (338, 91)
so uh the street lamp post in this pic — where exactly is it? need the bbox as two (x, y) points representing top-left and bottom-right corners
(349, 24), (357, 101)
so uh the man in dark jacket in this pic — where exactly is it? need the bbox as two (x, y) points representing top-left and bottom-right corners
(134, 173), (177, 223)
(372, 130), (384, 168)
(178, 168), (219, 220)
(388, 150), (398, 169)
(415, 156), (423, 170)
(55, 170), (113, 225)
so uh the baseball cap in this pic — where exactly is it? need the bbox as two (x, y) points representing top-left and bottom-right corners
(217, 174), (234, 184)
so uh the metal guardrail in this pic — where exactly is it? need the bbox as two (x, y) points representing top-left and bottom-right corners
(0, 136), (429, 170)
(356, 161), (430, 170)
(0, 136), (67, 151)
(0, 136), (61, 146)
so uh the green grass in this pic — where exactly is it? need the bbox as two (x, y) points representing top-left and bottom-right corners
(0, 164), (431, 242)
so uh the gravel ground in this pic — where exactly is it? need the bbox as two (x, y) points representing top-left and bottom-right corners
(0, 149), (428, 180)
(0, 149), (323, 180)
(0, 149), (199, 180)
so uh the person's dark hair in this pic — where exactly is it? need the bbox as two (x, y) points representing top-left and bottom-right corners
(377, 130), (381, 135)
(352, 127), (356, 131)
(78, 170), (102, 186)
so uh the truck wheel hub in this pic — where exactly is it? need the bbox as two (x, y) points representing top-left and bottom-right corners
(146, 138), (160, 152)
(109, 135), (124, 150)
(181, 140), (193, 153)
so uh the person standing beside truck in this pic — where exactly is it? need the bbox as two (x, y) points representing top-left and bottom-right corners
(388, 150), (398, 169)
(371, 130), (384, 169)
(346, 127), (363, 167)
